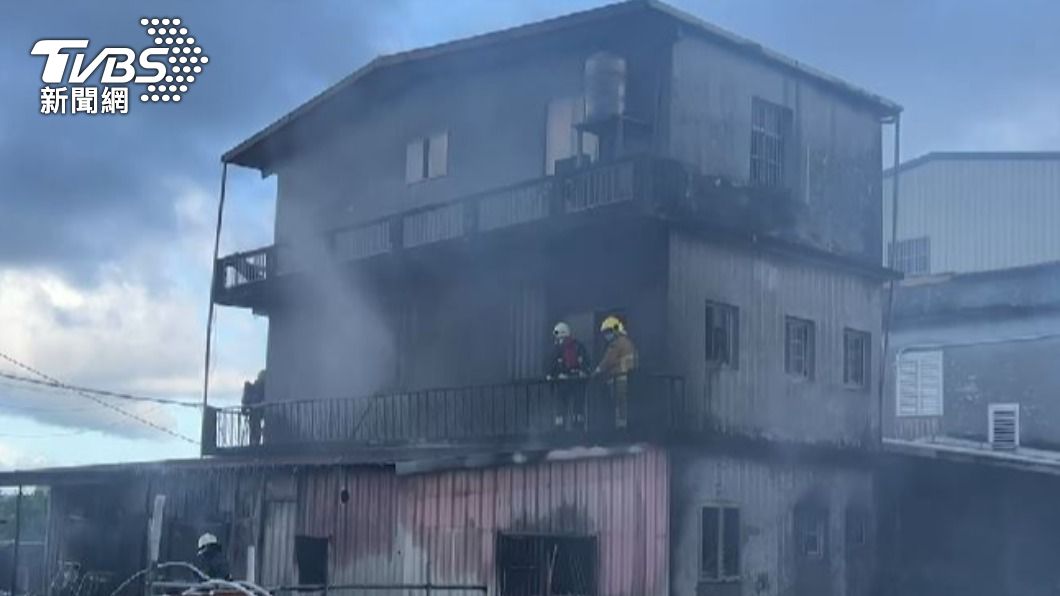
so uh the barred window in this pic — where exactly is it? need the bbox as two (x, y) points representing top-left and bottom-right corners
(785, 316), (815, 380)
(888, 236), (931, 275)
(701, 505), (741, 581)
(843, 329), (871, 389)
(750, 97), (791, 188)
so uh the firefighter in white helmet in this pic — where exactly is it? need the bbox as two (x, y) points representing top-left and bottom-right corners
(196, 533), (231, 580)
(547, 321), (589, 428)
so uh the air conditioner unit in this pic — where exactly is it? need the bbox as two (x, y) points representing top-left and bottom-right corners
(988, 403), (1020, 450)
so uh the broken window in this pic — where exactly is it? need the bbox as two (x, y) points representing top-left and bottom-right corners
(896, 350), (943, 417)
(749, 97), (791, 188)
(405, 131), (449, 183)
(887, 236), (931, 275)
(705, 300), (739, 368)
(701, 505), (741, 581)
(842, 328), (871, 389)
(545, 97), (598, 175)
(785, 316), (815, 380)
(498, 534), (596, 596)
(845, 507), (869, 548)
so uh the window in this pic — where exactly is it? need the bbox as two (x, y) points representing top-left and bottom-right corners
(896, 350), (943, 417)
(497, 534), (596, 596)
(801, 517), (826, 558)
(749, 97), (791, 188)
(545, 97), (598, 175)
(845, 507), (869, 548)
(701, 505), (740, 581)
(705, 301), (739, 368)
(785, 317), (815, 379)
(887, 236), (930, 275)
(405, 131), (449, 183)
(295, 535), (329, 586)
(843, 329), (871, 389)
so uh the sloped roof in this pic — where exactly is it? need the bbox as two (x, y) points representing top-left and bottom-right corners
(223, 0), (900, 171)
(885, 151), (1060, 177)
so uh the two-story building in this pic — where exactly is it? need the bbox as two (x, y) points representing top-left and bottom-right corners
(1, 3), (901, 596)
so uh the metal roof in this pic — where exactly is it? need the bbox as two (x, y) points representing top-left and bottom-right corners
(223, 0), (901, 171)
(885, 151), (1060, 177)
(885, 436), (1060, 478)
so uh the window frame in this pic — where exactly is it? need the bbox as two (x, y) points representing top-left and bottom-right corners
(705, 300), (740, 369)
(784, 316), (816, 380)
(842, 328), (872, 390)
(699, 504), (741, 582)
(749, 97), (792, 188)
(405, 131), (449, 184)
(887, 236), (931, 275)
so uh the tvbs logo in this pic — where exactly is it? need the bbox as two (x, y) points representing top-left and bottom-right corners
(31, 18), (208, 114)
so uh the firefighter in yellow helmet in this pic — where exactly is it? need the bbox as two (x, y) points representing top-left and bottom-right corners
(593, 315), (637, 428)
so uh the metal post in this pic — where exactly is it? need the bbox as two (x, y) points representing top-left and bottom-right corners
(879, 112), (902, 444)
(202, 162), (230, 455)
(11, 485), (22, 596)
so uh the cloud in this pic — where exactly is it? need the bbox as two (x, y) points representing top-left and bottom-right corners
(0, 442), (49, 472)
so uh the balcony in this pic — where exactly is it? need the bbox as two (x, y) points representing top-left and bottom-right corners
(213, 156), (694, 307)
(201, 373), (688, 456)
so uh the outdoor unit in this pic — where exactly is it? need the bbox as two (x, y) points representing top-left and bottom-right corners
(988, 403), (1020, 450)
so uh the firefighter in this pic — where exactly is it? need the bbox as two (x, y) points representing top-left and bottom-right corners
(593, 316), (637, 428)
(242, 370), (265, 446)
(547, 321), (589, 428)
(195, 533), (232, 581)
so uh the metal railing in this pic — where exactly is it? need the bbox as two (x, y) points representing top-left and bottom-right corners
(216, 246), (274, 293)
(203, 373), (686, 454)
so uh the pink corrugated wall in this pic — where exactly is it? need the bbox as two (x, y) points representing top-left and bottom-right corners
(295, 448), (669, 596)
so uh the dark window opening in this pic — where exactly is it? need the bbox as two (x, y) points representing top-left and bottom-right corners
(705, 301), (739, 369)
(795, 505), (828, 560)
(750, 97), (792, 188)
(785, 317), (815, 380)
(887, 236), (930, 275)
(295, 535), (328, 586)
(498, 534), (596, 596)
(701, 505), (741, 581)
(845, 507), (869, 548)
(843, 329), (871, 389)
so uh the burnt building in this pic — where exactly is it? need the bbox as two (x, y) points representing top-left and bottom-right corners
(2, 3), (901, 596)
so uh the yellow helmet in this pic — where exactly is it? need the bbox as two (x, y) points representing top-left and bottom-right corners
(599, 316), (625, 334)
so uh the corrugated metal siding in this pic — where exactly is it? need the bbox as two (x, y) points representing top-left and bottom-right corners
(890, 416), (941, 441)
(884, 157), (1060, 274)
(477, 182), (552, 232)
(291, 448), (669, 596)
(667, 232), (882, 446)
(670, 453), (875, 596)
(261, 500), (298, 587)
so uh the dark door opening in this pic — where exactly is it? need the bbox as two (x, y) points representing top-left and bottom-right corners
(498, 534), (596, 596)
(294, 535), (328, 586)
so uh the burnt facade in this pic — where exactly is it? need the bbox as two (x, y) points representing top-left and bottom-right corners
(8, 3), (901, 596)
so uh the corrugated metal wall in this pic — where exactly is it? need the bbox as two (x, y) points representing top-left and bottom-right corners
(291, 448), (669, 596)
(670, 452), (875, 596)
(667, 232), (882, 446)
(883, 156), (1060, 275)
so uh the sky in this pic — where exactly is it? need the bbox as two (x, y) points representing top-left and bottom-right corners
(1, 0), (1059, 470)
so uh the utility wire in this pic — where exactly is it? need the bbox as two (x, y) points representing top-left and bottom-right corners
(0, 351), (199, 445)
(0, 371), (202, 409)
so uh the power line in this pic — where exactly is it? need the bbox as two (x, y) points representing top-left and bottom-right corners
(0, 351), (199, 445)
(0, 371), (202, 409)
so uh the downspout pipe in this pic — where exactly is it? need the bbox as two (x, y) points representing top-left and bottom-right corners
(201, 162), (230, 455)
(879, 112), (902, 445)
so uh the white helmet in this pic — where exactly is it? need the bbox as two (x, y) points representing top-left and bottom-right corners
(552, 321), (571, 341)
(197, 533), (219, 551)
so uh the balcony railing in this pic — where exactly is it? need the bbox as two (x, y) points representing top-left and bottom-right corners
(202, 373), (687, 455)
(214, 156), (684, 305)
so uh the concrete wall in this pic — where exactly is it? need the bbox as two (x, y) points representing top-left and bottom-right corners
(886, 313), (1060, 447)
(667, 231), (882, 446)
(880, 455), (1060, 596)
(883, 156), (1060, 275)
(671, 450), (875, 596)
(669, 34), (884, 265)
